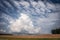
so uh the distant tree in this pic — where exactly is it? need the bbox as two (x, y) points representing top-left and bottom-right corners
(51, 28), (60, 34)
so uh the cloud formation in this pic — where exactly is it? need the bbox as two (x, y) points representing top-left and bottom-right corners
(9, 13), (41, 34)
(0, 0), (60, 34)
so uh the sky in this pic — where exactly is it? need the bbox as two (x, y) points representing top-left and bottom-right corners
(0, 0), (60, 34)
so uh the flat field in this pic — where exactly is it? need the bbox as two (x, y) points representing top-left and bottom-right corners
(0, 34), (60, 40)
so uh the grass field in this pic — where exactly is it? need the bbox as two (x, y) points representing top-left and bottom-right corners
(0, 38), (60, 40)
(0, 34), (60, 40)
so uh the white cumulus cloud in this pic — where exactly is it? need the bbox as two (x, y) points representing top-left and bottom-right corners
(9, 13), (41, 34)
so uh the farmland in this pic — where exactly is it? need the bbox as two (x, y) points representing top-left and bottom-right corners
(0, 34), (60, 40)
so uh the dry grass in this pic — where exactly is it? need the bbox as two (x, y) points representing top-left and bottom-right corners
(0, 34), (60, 38)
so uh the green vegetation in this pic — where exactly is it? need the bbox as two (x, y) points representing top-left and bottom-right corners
(0, 38), (60, 40)
(52, 29), (60, 34)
